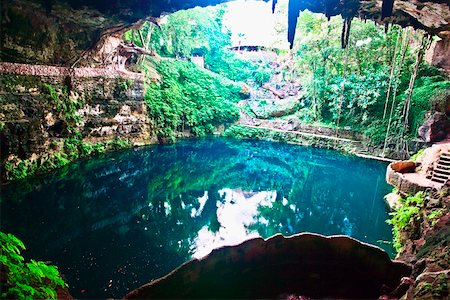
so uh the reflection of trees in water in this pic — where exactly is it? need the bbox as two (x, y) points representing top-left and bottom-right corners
(1, 138), (392, 297)
(248, 155), (390, 252)
(3, 138), (389, 253)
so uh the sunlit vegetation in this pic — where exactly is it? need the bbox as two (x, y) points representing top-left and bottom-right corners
(122, 5), (279, 142)
(125, 6), (272, 84)
(123, 4), (450, 155)
(144, 59), (244, 141)
(387, 192), (425, 252)
(291, 12), (449, 148)
(0, 231), (67, 299)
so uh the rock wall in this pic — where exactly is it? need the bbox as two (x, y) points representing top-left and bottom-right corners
(430, 38), (450, 73)
(125, 233), (412, 299)
(0, 62), (153, 181)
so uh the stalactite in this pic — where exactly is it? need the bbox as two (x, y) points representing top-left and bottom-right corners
(272, 0), (278, 14)
(341, 20), (348, 49)
(339, 0), (359, 49)
(346, 18), (352, 48)
(325, 0), (340, 21)
(341, 18), (352, 49)
(288, 0), (301, 49)
(382, 0), (395, 20)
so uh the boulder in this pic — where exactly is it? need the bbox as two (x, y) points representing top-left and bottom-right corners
(390, 161), (417, 174)
(385, 192), (402, 211)
(418, 112), (450, 143)
(125, 233), (411, 299)
(238, 83), (251, 99)
(249, 97), (300, 119)
(444, 94), (450, 117)
(428, 38), (450, 73)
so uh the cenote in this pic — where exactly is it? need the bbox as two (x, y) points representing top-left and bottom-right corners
(1, 138), (394, 298)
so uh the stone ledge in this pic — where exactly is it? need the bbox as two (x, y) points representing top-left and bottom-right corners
(0, 62), (144, 80)
(386, 161), (438, 196)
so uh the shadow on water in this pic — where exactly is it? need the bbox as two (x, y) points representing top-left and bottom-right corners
(1, 137), (394, 298)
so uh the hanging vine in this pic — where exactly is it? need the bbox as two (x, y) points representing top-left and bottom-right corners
(335, 43), (350, 143)
(382, 28), (401, 120)
(382, 28), (410, 157)
(396, 33), (431, 158)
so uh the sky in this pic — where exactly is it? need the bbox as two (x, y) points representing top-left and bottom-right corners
(223, 0), (290, 49)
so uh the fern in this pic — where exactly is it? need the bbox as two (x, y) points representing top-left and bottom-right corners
(386, 192), (425, 252)
(0, 231), (67, 299)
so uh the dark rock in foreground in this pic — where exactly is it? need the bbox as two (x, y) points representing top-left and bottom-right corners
(125, 233), (411, 299)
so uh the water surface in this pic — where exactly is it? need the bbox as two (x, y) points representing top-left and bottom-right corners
(1, 138), (393, 298)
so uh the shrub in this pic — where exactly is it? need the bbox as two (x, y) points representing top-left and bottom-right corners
(0, 231), (67, 299)
(145, 60), (241, 140)
(387, 192), (425, 252)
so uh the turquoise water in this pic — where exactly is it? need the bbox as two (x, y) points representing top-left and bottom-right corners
(1, 138), (393, 298)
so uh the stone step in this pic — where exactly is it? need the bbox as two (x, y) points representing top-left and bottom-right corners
(439, 156), (450, 162)
(431, 177), (446, 184)
(437, 160), (450, 166)
(436, 164), (450, 170)
(434, 168), (450, 176)
(432, 173), (448, 180)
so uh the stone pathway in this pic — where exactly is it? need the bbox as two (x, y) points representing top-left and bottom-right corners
(0, 62), (143, 80)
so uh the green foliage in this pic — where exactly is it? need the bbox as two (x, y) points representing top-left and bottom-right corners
(253, 67), (273, 86)
(0, 231), (67, 299)
(4, 138), (131, 181)
(223, 125), (266, 140)
(387, 192), (425, 252)
(44, 84), (82, 134)
(406, 75), (450, 134)
(223, 125), (354, 152)
(136, 5), (272, 84)
(292, 12), (450, 145)
(145, 60), (241, 141)
(294, 14), (394, 132)
(118, 79), (134, 92)
(410, 148), (425, 161)
(426, 208), (444, 226)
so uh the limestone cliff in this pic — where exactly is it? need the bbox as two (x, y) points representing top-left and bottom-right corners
(0, 63), (151, 181)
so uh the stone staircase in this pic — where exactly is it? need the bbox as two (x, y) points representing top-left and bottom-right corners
(430, 151), (450, 186)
